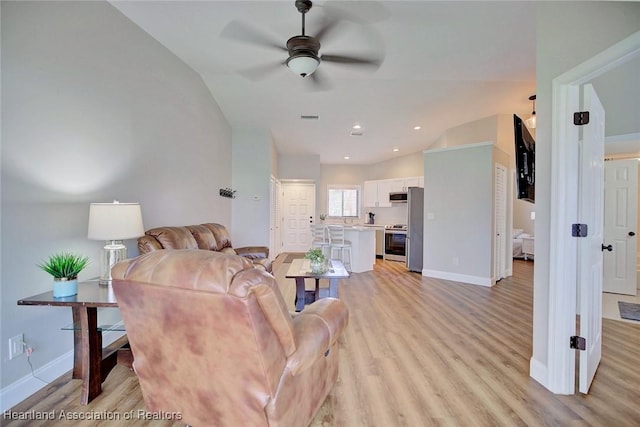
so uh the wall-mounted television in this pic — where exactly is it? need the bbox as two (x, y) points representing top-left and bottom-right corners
(513, 114), (535, 203)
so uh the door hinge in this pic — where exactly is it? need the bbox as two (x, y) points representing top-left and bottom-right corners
(574, 111), (590, 126)
(570, 335), (586, 350)
(572, 223), (588, 237)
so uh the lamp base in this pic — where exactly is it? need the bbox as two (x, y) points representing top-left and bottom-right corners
(99, 241), (127, 287)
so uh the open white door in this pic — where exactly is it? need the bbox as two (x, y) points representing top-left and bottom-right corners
(603, 159), (638, 295)
(281, 182), (316, 253)
(577, 84), (605, 394)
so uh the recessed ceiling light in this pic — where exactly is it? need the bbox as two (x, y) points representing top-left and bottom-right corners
(352, 124), (361, 130)
(413, 126), (422, 130)
(393, 147), (400, 152)
(344, 156), (350, 160)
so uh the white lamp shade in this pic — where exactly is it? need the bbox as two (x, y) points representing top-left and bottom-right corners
(88, 202), (144, 240)
(286, 55), (320, 76)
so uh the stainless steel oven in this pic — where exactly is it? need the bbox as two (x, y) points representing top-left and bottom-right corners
(384, 225), (407, 262)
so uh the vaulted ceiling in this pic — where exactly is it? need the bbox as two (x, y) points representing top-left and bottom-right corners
(111, 1), (639, 164)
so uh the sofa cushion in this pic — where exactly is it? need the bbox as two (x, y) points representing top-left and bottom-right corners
(144, 226), (199, 250)
(186, 224), (220, 251)
(202, 223), (233, 250)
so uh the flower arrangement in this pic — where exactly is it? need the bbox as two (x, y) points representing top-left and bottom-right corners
(37, 252), (89, 280)
(319, 213), (327, 221)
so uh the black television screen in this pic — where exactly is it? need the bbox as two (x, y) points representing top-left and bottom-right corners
(513, 114), (535, 203)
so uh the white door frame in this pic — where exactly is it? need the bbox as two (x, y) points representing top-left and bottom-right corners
(544, 31), (640, 394)
(494, 163), (508, 282)
(269, 175), (282, 260)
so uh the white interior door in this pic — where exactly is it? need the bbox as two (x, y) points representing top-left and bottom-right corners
(603, 159), (638, 295)
(577, 84), (605, 394)
(281, 182), (316, 253)
(494, 163), (507, 282)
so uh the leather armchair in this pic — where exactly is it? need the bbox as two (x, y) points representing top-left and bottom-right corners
(112, 250), (348, 427)
(137, 222), (272, 272)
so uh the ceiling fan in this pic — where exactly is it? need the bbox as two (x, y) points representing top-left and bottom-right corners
(221, 0), (384, 89)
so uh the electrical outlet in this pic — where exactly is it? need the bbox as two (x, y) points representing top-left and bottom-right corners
(8, 334), (25, 360)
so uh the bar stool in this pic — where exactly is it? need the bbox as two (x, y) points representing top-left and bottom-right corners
(310, 224), (330, 258)
(328, 226), (352, 271)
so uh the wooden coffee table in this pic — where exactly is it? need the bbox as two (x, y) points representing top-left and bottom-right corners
(285, 259), (350, 311)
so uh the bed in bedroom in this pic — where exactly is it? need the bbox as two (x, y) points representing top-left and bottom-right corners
(513, 229), (532, 260)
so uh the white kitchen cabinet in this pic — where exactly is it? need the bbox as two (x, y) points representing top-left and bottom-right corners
(363, 176), (423, 207)
(363, 180), (392, 207)
(389, 178), (406, 193)
(389, 176), (424, 192)
(363, 180), (379, 207)
(377, 180), (393, 207)
(405, 176), (423, 189)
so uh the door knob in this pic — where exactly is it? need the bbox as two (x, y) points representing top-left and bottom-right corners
(601, 244), (613, 252)
(629, 231), (636, 237)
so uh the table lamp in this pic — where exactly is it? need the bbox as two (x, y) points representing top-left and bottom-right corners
(87, 201), (144, 286)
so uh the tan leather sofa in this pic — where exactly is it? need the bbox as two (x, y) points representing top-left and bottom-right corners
(138, 222), (272, 272)
(112, 250), (349, 427)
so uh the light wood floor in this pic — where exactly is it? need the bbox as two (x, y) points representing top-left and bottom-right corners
(3, 257), (640, 426)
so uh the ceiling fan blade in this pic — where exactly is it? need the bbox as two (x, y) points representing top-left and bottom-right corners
(306, 69), (332, 92)
(313, 17), (342, 44)
(320, 53), (383, 69)
(220, 20), (287, 52)
(238, 61), (287, 82)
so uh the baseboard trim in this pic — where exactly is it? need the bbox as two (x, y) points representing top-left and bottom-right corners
(529, 357), (548, 388)
(0, 325), (126, 412)
(422, 269), (494, 287)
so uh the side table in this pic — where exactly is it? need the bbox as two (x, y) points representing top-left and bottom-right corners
(17, 282), (130, 404)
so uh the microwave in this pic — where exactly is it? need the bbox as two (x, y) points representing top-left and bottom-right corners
(389, 192), (408, 203)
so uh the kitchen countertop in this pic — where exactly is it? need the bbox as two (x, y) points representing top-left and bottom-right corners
(321, 223), (387, 229)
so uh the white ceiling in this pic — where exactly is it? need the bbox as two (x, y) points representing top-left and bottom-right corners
(110, 1), (638, 165)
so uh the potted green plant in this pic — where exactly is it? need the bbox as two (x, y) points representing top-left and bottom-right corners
(305, 248), (327, 274)
(319, 213), (327, 222)
(37, 252), (89, 298)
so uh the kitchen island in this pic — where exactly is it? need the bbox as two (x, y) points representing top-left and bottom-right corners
(341, 226), (377, 273)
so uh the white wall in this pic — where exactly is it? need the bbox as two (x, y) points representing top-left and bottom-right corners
(270, 139), (279, 180)
(366, 151), (424, 180)
(231, 128), (271, 248)
(1, 0), (232, 402)
(278, 154), (321, 181)
(430, 115), (513, 152)
(532, 1), (640, 390)
(423, 143), (494, 285)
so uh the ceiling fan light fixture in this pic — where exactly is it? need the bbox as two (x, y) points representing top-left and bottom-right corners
(286, 54), (320, 77)
(525, 114), (537, 129)
(525, 94), (537, 129)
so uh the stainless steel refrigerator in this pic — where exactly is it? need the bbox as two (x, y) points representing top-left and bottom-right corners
(406, 187), (424, 272)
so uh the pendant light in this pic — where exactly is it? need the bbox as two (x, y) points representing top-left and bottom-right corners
(524, 95), (536, 129)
